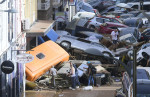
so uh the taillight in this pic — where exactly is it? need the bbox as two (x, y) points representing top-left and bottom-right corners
(141, 36), (144, 39)
(116, 16), (120, 18)
(88, 21), (91, 22)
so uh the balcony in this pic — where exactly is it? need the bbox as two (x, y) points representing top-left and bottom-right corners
(38, 0), (50, 10)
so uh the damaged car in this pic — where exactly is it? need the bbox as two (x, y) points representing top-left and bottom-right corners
(137, 43), (150, 65)
(56, 35), (114, 57)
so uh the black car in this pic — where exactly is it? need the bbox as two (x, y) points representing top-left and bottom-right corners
(116, 67), (150, 97)
(123, 17), (143, 28)
(138, 28), (150, 42)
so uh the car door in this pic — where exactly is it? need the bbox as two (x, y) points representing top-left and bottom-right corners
(95, 17), (103, 26)
(75, 38), (92, 51)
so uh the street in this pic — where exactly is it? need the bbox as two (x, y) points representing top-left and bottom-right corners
(26, 82), (121, 97)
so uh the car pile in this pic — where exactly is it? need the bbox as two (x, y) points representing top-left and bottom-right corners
(25, 0), (150, 92)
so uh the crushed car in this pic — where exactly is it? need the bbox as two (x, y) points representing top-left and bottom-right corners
(56, 35), (114, 57)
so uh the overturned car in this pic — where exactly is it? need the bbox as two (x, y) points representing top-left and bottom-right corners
(56, 35), (114, 58)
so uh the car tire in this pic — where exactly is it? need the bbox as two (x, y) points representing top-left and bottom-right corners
(60, 42), (71, 50)
(89, 25), (95, 30)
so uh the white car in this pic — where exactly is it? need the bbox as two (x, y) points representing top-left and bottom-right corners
(76, 1), (94, 13)
(87, 17), (122, 29)
(72, 12), (95, 20)
(137, 43), (150, 63)
(136, 12), (150, 25)
(87, 17), (109, 28)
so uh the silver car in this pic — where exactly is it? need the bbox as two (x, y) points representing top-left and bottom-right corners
(56, 35), (114, 57)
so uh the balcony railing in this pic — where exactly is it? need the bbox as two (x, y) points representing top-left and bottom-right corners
(38, 0), (50, 10)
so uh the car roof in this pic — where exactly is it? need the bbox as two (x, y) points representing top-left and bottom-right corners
(119, 27), (137, 36)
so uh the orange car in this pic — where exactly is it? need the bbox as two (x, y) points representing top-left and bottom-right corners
(26, 40), (69, 81)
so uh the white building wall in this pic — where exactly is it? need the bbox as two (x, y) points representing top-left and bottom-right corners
(0, 1), (9, 55)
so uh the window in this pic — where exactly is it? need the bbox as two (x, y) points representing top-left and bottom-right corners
(103, 18), (110, 23)
(82, 5), (94, 12)
(78, 13), (81, 17)
(110, 19), (120, 23)
(36, 53), (45, 59)
(132, 5), (138, 9)
(77, 38), (91, 43)
(96, 18), (103, 23)
(146, 32), (150, 35)
(143, 5), (150, 11)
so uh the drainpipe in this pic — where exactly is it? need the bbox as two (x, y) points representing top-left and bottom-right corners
(133, 46), (137, 97)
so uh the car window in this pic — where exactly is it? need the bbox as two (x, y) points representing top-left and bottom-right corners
(120, 34), (137, 44)
(78, 13), (81, 17)
(36, 53), (45, 59)
(82, 5), (94, 12)
(96, 18), (103, 23)
(131, 5), (138, 9)
(77, 38), (91, 43)
(137, 13), (150, 18)
(133, 29), (138, 38)
(146, 32), (150, 35)
(103, 19), (110, 23)
(143, 5), (150, 11)
(108, 8), (115, 12)
(110, 18), (120, 23)
(124, 20), (136, 27)
(137, 13), (145, 18)
(141, 43), (150, 49)
(109, 27), (116, 30)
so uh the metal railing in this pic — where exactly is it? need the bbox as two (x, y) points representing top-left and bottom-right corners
(38, 0), (50, 10)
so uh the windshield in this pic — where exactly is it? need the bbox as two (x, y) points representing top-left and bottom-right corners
(82, 5), (94, 12)
(137, 13), (150, 18)
(120, 34), (137, 44)
(141, 43), (150, 49)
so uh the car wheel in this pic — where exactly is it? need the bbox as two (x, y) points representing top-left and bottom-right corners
(89, 25), (95, 30)
(60, 42), (71, 50)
